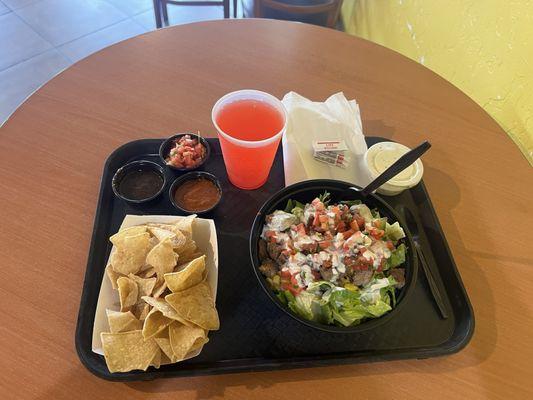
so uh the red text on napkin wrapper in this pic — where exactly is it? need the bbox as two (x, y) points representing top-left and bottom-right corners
(312, 140), (349, 152)
(312, 140), (350, 168)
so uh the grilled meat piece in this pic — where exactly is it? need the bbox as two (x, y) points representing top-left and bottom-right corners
(267, 241), (281, 261)
(259, 259), (278, 278)
(258, 239), (268, 261)
(351, 269), (373, 286)
(389, 268), (406, 289)
(320, 265), (334, 281)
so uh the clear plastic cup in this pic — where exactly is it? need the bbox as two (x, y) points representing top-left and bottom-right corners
(212, 90), (288, 190)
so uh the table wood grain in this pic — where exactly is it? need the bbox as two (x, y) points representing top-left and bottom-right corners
(0, 19), (531, 400)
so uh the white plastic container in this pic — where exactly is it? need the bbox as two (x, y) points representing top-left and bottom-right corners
(363, 142), (424, 196)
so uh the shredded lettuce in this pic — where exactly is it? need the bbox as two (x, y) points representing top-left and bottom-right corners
(385, 243), (406, 270)
(373, 217), (388, 230)
(285, 278), (397, 327)
(354, 204), (373, 223)
(385, 221), (406, 241)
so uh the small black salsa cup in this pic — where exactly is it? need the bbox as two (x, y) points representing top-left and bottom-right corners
(169, 171), (222, 215)
(112, 160), (166, 204)
(159, 133), (211, 172)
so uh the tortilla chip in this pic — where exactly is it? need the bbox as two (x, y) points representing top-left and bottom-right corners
(101, 330), (159, 373)
(141, 296), (196, 327)
(165, 282), (219, 330)
(149, 235), (159, 248)
(111, 232), (151, 275)
(159, 352), (174, 365)
(139, 266), (156, 278)
(176, 240), (198, 263)
(172, 215), (196, 239)
(154, 337), (177, 363)
(142, 308), (173, 340)
(152, 281), (168, 298)
(109, 225), (147, 246)
(131, 302), (151, 321)
(164, 255), (206, 292)
(181, 251), (204, 264)
(106, 309), (142, 333)
(128, 274), (157, 297)
(150, 348), (162, 368)
(168, 322), (206, 360)
(117, 276), (139, 312)
(148, 227), (188, 250)
(106, 264), (123, 290)
(192, 336), (209, 351)
(146, 238), (178, 279)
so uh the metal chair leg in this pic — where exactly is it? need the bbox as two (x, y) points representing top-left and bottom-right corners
(223, 0), (229, 18)
(153, 0), (162, 29)
(233, 0), (238, 17)
(162, 0), (170, 26)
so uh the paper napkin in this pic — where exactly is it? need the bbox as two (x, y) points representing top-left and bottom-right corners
(281, 92), (370, 186)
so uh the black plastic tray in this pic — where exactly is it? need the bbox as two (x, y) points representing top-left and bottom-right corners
(75, 137), (474, 381)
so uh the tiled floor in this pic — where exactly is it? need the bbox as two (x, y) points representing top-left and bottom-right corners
(0, 0), (235, 124)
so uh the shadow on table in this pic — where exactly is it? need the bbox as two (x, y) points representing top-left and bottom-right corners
(125, 167), (501, 399)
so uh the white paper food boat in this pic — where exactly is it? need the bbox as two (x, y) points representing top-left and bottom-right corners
(91, 215), (218, 361)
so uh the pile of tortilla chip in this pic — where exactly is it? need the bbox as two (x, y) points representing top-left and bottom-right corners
(100, 216), (220, 373)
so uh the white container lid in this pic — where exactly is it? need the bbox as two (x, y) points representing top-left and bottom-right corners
(364, 142), (424, 192)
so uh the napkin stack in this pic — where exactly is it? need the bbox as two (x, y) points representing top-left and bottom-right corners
(281, 92), (370, 187)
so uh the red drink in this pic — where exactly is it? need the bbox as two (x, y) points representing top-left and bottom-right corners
(212, 90), (287, 190)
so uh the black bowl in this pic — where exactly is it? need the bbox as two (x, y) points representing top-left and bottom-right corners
(111, 160), (166, 204)
(249, 179), (418, 333)
(159, 133), (211, 172)
(169, 171), (222, 214)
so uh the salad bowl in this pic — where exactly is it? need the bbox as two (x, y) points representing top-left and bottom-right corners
(250, 179), (418, 333)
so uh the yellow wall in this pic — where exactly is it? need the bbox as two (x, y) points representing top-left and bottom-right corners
(342, 0), (533, 166)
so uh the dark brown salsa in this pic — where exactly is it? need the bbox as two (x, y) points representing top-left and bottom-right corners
(118, 170), (163, 200)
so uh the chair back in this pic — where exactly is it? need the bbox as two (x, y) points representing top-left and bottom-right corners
(255, 0), (343, 28)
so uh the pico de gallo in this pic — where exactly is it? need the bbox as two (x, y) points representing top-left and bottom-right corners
(165, 134), (207, 169)
(258, 192), (408, 327)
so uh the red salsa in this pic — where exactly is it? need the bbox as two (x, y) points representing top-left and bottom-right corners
(165, 135), (206, 169)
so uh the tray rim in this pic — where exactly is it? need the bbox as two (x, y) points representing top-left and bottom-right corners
(75, 137), (475, 382)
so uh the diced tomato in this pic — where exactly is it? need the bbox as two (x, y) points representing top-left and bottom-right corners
(313, 213), (320, 227)
(337, 221), (346, 232)
(265, 230), (276, 240)
(281, 275), (302, 295)
(342, 229), (355, 239)
(165, 135), (206, 168)
(356, 255), (373, 270)
(386, 240), (395, 250)
(290, 275), (299, 286)
(280, 270), (291, 279)
(296, 223), (306, 235)
(370, 229), (384, 240)
(288, 285), (302, 295)
(319, 240), (332, 249)
(377, 258), (385, 272)
(349, 220), (360, 231)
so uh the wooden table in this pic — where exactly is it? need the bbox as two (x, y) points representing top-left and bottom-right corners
(0, 19), (531, 400)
